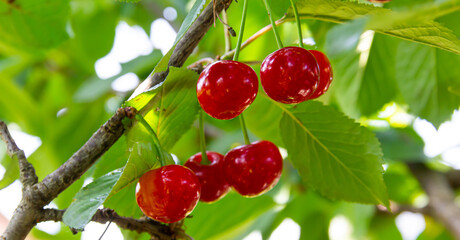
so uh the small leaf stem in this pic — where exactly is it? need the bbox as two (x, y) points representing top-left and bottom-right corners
(262, 0), (284, 49)
(239, 114), (250, 145)
(222, 10), (232, 52)
(135, 114), (166, 167)
(290, 0), (304, 48)
(199, 110), (211, 164)
(233, 0), (249, 61)
(220, 18), (286, 60)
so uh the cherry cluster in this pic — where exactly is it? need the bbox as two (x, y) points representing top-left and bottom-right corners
(135, 46), (332, 224)
(135, 140), (283, 224)
(197, 46), (332, 115)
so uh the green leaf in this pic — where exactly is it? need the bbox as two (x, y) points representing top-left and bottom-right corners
(0, 79), (46, 135)
(244, 94), (284, 147)
(290, 0), (460, 54)
(375, 127), (426, 162)
(371, 0), (460, 26)
(116, 0), (141, 3)
(449, 84), (460, 98)
(383, 163), (423, 204)
(279, 101), (389, 206)
(174, 0), (207, 46)
(74, 51), (163, 103)
(0, 155), (19, 190)
(126, 0), (206, 106)
(104, 182), (142, 218)
(0, 0), (70, 54)
(31, 225), (81, 240)
(367, 214), (403, 240)
(108, 127), (163, 198)
(63, 171), (121, 230)
(69, 8), (118, 72)
(263, 192), (335, 240)
(267, 0), (291, 19)
(92, 136), (129, 179)
(109, 67), (198, 196)
(185, 193), (276, 240)
(325, 19), (365, 118)
(359, 34), (398, 116)
(143, 67), (200, 151)
(395, 41), (460, 127)
(417, 217), (454, 240)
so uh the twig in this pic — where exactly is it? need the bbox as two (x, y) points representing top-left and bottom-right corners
(0, 107), (136, 240)
(376, 203), (431, 216)
(35, 107), (136, 206)
(222, 9), (232, 52)
(0, 121), (38, 188)
(1, 0), (235, 239)
(446, 169), (460, 189)
(408, 163), (460, 239)
(39, 208), (175, 240)
(187, 57), (215, 73)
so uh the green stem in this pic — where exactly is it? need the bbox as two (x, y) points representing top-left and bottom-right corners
(239, 114), (250, 145)
(290, 0), (304, 48)
(135, 114), (166, 167)
(233, 0), (251, 145)
(199, 111), (210, 164)
(233, 0), (249, 61)
(262, 0), (284, 49)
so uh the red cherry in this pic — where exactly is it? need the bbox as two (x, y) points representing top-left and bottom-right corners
(223, 141), (283, 197)
(308, 50), (333, 99)
(197, 60), (259, 120)
(185, 151), (231, 203)
(260, 46), (320, 104)
(135, 165), (200, 223)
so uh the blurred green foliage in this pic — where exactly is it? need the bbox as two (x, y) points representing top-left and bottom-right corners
(0, 0), (459, 239)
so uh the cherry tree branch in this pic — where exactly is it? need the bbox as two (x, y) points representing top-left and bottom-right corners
(446, 169), (460, 189)
(408, 163), (460, 239)
(35, 107), (136, 207)
(132, 0), (233, 94)
(39, 208), (179, 240)
(1, 0), (233, 239)
(1, 107), (136, 240)
(0, 121), (37, 188)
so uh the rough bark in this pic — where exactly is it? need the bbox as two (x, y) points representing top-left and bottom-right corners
(409, 163), (460, 239)
(1, 0), (233, 239)
(39, 208), (176, 240)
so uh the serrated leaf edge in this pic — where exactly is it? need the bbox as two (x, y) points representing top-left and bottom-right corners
(274, 99), (388, 206)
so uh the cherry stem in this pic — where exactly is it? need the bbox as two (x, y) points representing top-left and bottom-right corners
(135, 114), (166, 167)
(239, 114), (250, 145)
(199, 110), (211, 165)
(220, 18), (286, 60)
(262, 0), (284, 49)
(290, 0), (304, 48)
(233, 0), (249, 61)
(232, 0), (251, 145)
(222, 10), (232, 52)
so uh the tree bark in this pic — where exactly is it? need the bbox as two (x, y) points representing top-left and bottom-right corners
(1, 0), (233, 239)
(409, 163), (460, 239)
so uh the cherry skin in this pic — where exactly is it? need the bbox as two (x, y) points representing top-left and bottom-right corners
(308, 50), (333, 99)
(260, 47), (320, 104)
(185, 151), (231, 203)
(197, 60), (258, 120)
(135, 165), (200, 223)
(223, 141), (283, 197)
